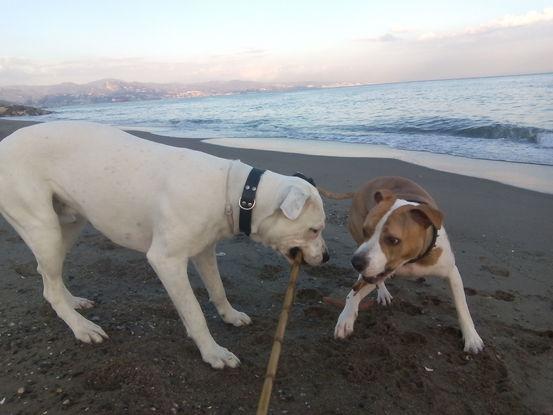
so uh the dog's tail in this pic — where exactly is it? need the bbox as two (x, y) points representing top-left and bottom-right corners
(317, 187), (355, 200)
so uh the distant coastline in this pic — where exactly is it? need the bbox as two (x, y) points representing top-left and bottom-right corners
(0, 78), (361, 107)
(0, 71), (551, 108)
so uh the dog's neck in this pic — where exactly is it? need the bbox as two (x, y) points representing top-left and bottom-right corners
(226, 160), (283, 238)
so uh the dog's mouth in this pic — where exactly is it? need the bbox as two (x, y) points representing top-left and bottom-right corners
(352, 269), (393, 292)
(285, 247), (306, 264)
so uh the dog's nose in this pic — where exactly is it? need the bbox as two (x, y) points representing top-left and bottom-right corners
(351, 254), (367, 272)
(322, 250), (330, 263)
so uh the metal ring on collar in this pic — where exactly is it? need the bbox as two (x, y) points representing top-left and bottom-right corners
(239, 198), (256, 211)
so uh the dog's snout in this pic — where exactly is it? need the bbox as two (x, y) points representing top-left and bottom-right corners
(322, 250), (330, 263)
(351, 254), (367, 272)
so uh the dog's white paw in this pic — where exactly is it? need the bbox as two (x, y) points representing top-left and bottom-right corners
(334, 310), (357, 339)
(73, 318), (108, 344)
(69, 296), (95, 310)
(376, 287), (393, 306)
(463, 330), (484, 354)
(220, 307), (252, 327)
(201, 345), (241, 369)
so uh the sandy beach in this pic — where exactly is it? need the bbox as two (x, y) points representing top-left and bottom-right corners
(1, 119), (552, 414)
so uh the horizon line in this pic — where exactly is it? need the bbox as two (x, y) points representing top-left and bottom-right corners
(2, 70), (552, 90)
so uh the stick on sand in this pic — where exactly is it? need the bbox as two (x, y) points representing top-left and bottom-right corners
(256, 251), (303, 415)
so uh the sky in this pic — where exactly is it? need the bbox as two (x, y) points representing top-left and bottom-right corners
(0, 0), (552, 86)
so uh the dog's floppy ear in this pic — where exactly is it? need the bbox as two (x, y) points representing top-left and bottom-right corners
(280, 186), (310, 220)
(409, 205), (444, 229)
(374, 189), (395, 204)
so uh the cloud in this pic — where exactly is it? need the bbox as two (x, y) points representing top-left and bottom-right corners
(355, 7), (553, 43)
(354, 33), (400, 42)
(418, 7), (553, 41)
(467, 7), (553, 33)
(0, 53), (290, 86)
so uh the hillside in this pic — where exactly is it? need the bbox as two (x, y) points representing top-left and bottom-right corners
(0, 79), (339, 107)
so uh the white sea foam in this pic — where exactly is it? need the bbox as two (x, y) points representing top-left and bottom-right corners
(537, 132), (553, 148)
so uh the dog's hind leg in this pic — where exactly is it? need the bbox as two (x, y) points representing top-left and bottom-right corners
(2, 197), (107, 343)
(192, 244), (251, 327)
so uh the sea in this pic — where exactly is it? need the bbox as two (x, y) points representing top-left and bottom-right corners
(25, 73), (553, 166)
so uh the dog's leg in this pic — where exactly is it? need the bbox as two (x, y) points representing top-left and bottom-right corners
(192, 245), (251, 327)
(334, 276), (376, 339)
(376, 281), (393, 305)
(2, 206), (107, 343)
(147, 249), (240, 369)
(446, 265), (484, 353)
(60, 217), (94, 309)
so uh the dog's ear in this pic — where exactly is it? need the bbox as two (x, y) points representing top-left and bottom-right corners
(280, 186), (310, 220)
(374, 189), (395, 204)
(409, 205), (444, 229)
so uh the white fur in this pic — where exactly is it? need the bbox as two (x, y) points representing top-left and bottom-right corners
(376, 281), (393, 305)
(0, 121), (328, 369)
(280, 186), (310, 220)
(335, 199), (484, 353)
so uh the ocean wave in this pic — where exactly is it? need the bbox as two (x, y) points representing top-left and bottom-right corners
(169, 118), (223, 126)
(537, 132), (553, 148)
(339, 117), (544, 142)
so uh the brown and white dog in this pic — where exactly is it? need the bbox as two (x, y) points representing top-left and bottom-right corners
(321, 176), (484, 353)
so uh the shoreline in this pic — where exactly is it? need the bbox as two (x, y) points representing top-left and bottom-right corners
(2, 118), (551, 195)
(204, 137), (553, 195)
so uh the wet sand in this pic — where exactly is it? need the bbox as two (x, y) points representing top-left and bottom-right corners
(1, 119), (552, 414)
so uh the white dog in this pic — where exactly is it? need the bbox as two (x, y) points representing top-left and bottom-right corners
(0, 121), (328, 369)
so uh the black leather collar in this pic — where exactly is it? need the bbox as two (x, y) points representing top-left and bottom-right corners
(293, 172), (316, 186)
(238, 167), (315, 236)
(239, 167), (266, 236)
(238, 170), (316, 236)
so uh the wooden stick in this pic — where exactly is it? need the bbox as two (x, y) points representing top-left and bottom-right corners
(256, 252), (303, 415)
(352, 278), (368, 293)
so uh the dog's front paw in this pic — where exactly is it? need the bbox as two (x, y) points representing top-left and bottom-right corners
(334, 310), (357, 339)
(73, 318), (108, 344)
(463, 329), (484, 353)
(376, 287), (393, 306)
(220, 307), (252, 327)
(201, 345), (241, 369)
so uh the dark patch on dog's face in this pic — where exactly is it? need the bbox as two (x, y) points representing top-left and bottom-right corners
(380, 205), (443, 270)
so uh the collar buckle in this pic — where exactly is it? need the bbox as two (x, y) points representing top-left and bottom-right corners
(239, 198), (256, 211)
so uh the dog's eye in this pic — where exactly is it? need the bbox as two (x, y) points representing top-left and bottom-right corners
(386, 236), (401, 246)
(309, 228), (319, 234)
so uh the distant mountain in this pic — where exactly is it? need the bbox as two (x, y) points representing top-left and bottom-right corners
(0, 79), (349, 107)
